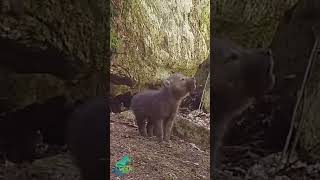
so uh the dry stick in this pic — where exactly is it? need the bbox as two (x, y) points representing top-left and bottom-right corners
(198, 72), (210, 111)
(281, 36), (320, 163)
(277, 102), (305, 174)
(289, 36), (320, 160)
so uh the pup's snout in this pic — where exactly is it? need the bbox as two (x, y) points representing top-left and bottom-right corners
(188, 78), (197, 92)
(190, 77), (196, 83)
(263, 49), (272, 56)
(256, 48), (273, 57)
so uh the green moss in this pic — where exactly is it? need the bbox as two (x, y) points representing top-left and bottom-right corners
(110, 29), (121, 49)
(173, 67), (198, 77)
(200, 3), (210, 35)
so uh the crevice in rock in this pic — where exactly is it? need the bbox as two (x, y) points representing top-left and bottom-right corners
(109, 92), (132, 113)
(0, 37), (86, 80)
(110, 73), (135, 86)
(0, 96), (74, 162)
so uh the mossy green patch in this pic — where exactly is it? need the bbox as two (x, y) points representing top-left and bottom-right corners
(110, 29), (121, 49)
(200, 3), (210, 36)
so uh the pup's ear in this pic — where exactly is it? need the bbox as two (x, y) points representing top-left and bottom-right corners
(163, 79), (171, 87)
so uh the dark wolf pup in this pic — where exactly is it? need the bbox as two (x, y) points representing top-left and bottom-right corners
(212, 37), (275, 176)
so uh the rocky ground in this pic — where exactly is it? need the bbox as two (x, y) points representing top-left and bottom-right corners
(0, 107), (319, 180)
(216, 145), (320, 180)
(110, 111), (210, 180)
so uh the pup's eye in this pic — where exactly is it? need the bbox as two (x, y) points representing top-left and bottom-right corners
(181, 78), (185, 81)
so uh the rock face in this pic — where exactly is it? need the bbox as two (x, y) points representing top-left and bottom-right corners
(173, 114), (209, 147)
(110, 0), (210, 98)
(0, 0), (108, 108)
(0, 0), (108, 162)
(214, 0), (298, 48)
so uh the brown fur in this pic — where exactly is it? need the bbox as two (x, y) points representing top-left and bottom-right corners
(131, 73), (196, 142)
(212, 37), (275, 171)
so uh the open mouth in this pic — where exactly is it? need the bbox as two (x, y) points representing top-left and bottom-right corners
(187, 79), (196, 92)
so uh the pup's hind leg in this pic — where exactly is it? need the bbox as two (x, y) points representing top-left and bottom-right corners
(135, 114), (147, 137)
(146, 120), (154, 137)
(153, 119), (164, 142)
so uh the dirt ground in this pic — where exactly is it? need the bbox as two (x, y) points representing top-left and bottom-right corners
(110, 112), (210, 180)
